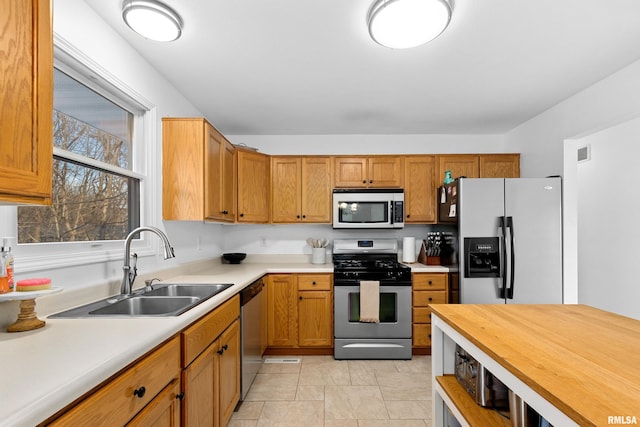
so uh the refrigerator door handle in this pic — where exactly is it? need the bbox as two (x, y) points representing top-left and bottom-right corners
(499, 216), (508, 299)
(506, 216), (515, 299)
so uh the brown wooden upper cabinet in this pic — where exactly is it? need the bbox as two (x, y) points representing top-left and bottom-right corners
(162, 118), (236, 222)
(479, 154), (521, 178)
(334, 156), (404, 188)
(271, 156), (332, 223)
(237, 149), (270, 223)
(0, 0), (53, 205)
(404, 155), (437, 223)
(436, 154), (520, 185)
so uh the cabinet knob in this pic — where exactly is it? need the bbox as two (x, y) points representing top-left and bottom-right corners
(240, 213), (244, 217)
(297, 215), (300, 219)
(362, 180), (367, 184)
(428, 280), (432, 285)
(406, 214), (410, 218)
(133, 386), (146, 398)
(312, 281), (316, 285)
(428, 297), (433, 301)
(221, 210), (228, 215)
(176, 392), (185, 400)
(369, 180), (373, 184)
(299, 296), (303, 300)
(302, 215), (306, 219)
(223, 344), (228, 351)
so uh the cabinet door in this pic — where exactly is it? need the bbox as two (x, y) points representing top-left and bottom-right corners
(437, 155), (479, 182)
(267, 275), (298, 347)
(271, 157), (302, 223)
(300, 157), (332, 222)
(479, 154), (520, 178)
(205, 125), (236, 222)
(221, 139), (237, 220)
(404, 156), (436, 223)
(126, 379), (182, 427)
(298, 291), (333, 347)
(218, 319), (240, 427)
(368, 157), (404, 188)
(182, 343), (216, 427)
(205, 123), (224, 221)
(334, 157), (368, 187)
(0, 0), (53, 204)
(162, 118), (206, 220)
(237, 150), (270, 223)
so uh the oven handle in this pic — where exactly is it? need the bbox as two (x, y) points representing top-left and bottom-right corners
(341, 343), (406, 348)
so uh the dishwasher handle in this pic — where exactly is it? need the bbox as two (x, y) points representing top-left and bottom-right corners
(240, 278), (264, 305)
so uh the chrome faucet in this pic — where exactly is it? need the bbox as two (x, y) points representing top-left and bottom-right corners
(121, 226), (175, 295)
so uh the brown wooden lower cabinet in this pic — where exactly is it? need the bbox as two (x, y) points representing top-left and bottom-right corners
(127, 378), (182, 427)
(181, 296), (240, 427)
(266, 273), (333, 354)
(44, 296), (241, 427)
(182, 319), (239, 427)
(412, 272), (449, 355)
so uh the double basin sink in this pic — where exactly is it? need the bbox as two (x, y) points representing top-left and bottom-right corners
(50, 283), (233, 318)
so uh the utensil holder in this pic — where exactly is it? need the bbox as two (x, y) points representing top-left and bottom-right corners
(311, 248), (326, 264)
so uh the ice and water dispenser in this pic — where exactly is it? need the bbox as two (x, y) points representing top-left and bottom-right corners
(463, 237), (500, 278)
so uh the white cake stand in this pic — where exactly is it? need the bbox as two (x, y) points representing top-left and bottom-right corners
(0, 287), (62, 332)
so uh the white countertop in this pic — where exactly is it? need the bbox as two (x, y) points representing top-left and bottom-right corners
(0, 260), (448, 426)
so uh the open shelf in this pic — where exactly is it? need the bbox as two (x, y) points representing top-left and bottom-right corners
(436, 375), (511, 427)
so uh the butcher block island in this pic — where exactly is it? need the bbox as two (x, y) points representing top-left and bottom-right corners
(429, 304), (640, 427)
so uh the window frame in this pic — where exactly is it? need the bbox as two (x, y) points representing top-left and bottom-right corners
(11, 35), (161, 274)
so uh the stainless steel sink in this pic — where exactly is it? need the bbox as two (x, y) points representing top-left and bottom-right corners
(144, 283), (232, 298)
(88, 296), (200, 316)
(50, 282), (234, 318)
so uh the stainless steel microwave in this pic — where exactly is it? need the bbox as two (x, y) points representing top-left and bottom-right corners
(332, 189), (404, 229)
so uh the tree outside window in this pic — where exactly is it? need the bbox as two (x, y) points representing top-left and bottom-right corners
(18, 69), (141, 243)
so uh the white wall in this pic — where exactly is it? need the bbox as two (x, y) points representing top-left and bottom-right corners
(575, 118), (640, 319)
(506, 59), (640, 178)
(506, 58), (640, 318)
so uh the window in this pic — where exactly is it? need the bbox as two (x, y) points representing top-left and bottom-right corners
(18, 68), (142, 243)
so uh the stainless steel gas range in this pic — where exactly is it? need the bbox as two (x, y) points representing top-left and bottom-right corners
(333, 238), (412, 360)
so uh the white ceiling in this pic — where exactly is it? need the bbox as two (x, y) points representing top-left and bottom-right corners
(85, 0), (640, 135)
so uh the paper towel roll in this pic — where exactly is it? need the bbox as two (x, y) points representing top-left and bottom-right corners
(402, 237), (416, 263)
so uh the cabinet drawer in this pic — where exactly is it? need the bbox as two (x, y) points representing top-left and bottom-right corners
(413, 274), (447, 291)
(413, 324), (432, 347)
(182, 295), (240, 367)
(413, 290), (447, 306)
(413, 307), (432, 324)
(50, 337), (180, 426)
(298, 274), (332, 291)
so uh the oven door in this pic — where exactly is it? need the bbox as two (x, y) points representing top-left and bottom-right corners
(334, 284), (412, 339)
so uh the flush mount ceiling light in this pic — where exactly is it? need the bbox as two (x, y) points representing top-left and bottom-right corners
(368, 0), (452, 49)
(122, 0), (183, 42)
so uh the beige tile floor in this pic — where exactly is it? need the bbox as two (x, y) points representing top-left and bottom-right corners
(230, 355), (433, 427)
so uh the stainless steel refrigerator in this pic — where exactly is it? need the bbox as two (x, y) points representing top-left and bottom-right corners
(456, 177), (563, 304)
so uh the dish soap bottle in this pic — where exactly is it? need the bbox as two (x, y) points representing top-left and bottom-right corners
(1, 239), (14, 292)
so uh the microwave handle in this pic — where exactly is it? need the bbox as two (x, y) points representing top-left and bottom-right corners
(392, 200), (404, 225)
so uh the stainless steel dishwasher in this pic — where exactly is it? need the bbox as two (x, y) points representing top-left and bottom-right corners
(239, 277), (264, 400)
